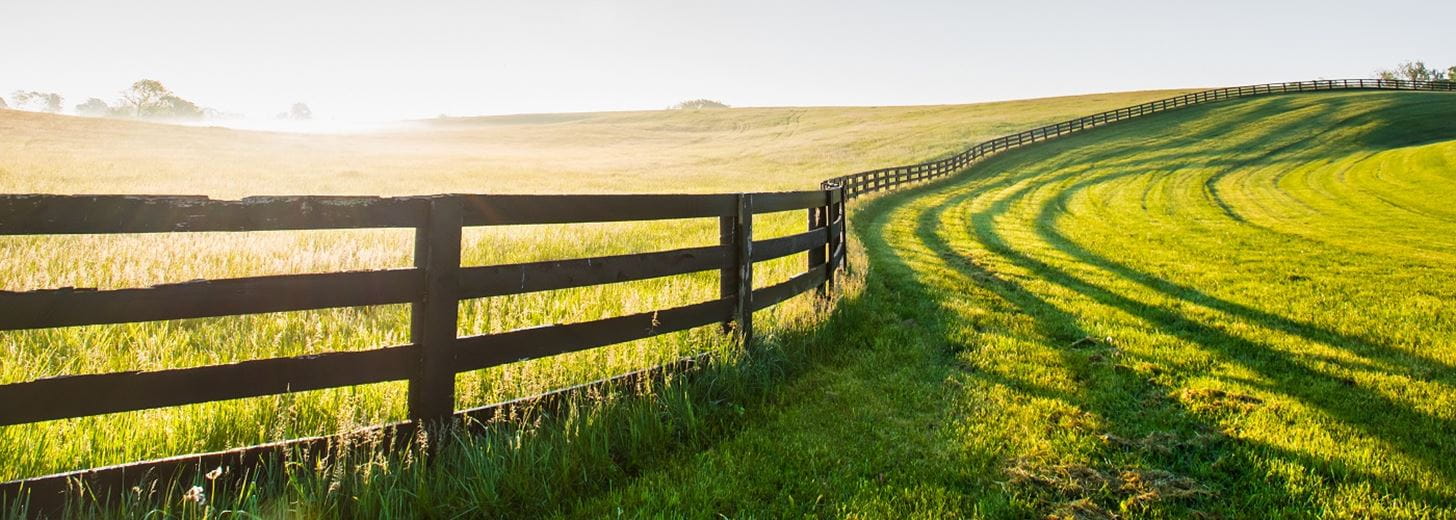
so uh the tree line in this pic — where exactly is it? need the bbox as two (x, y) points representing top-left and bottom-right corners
(1374, 60), (1456, 82)
(671, 99), (729, 110)
(2, 79), (312, 121)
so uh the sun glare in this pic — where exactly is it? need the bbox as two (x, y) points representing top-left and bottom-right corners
(171, 117), (420, 135)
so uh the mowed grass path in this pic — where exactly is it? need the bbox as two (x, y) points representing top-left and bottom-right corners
(565, 91), (1456, 518)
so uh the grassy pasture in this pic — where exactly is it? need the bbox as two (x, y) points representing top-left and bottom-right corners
(567, 91), (1456, 518)
(0, 88), (1192, 504)
(0, 91), (1184, 197)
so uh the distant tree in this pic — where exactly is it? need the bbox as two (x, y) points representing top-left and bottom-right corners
(11, 91), (35, 110)
(156, 94), (203, 119)
(43, 93), (63, 113)
(672, 99), (729, 110)
(1376, 61), (1447, 82)
(120, 79), (171, 117)
(75, 98), (111, 116)
(9, 90), (64, 113)
(289, 102), (312, 120)
(114, 79), (210, 119)
(1402, 61), (1446, 80)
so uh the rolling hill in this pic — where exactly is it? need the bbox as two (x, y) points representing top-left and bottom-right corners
(565, 90), (1456, 518)
(0, 90), (1190, 197)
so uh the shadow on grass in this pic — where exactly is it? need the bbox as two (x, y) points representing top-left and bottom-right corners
(965, 90), (1455, 374)
(28, 244), (966, 518)
(944, 113), (1456, 507)
(541, 90), (1456, 516)
(738, 90), (1456, 515)
(348, 91), (1456, 517)
(906, 182), (1286, 516)
(516, 184), (1002, 517)
(1040, 161), (1456, 375)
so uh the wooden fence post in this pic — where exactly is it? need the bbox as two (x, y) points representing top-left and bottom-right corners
(408, 196), (462, 424)
(826, 187), (845, 291)
(808, 201), (827, 296)
(733, 194), (754, 346)
(719, 213), (735, 334)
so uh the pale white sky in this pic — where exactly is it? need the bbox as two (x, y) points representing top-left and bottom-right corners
(3, 0), (1452, 122)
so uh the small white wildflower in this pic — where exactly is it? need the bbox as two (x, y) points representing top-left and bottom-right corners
(205, 467), (224, 480)
(181, 485), (206, 506)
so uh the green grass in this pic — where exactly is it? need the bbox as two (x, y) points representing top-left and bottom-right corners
(561, 91), (1456, 518)
(9, 89), (1451, 517)
(0, 90), (1199, 516)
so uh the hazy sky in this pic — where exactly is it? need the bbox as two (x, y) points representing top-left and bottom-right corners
(3, 0), (1452, 121)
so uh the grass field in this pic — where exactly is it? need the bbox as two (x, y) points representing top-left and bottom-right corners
(562, 91), (1456, 518)
(0, 89), (1199, 515)
(0, 92), (1187, 197)
(6, 88), (1451, 517)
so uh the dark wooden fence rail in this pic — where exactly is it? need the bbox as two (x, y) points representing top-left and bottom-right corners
(1, 77), (1448, 513)
(819, 78), (1455, 195)
(0, 190), (848, 510)
(0, 191), (849, 424)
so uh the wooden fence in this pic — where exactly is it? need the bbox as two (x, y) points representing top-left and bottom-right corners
(819, 78), (1455, 195)
(2, 77), (1450, 513)
(0, 191), (847, 510)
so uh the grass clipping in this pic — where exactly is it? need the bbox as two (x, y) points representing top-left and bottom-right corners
(1007, 456), (1213, 519)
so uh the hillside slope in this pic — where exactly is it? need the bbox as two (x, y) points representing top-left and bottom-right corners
(0, 90), (1190, 196)
(565, 91), (1456, 517)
